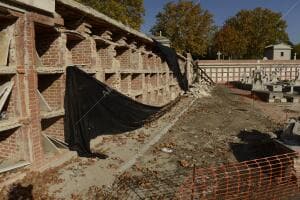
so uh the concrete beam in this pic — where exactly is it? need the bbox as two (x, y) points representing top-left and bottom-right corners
(12, 0), (55, 13)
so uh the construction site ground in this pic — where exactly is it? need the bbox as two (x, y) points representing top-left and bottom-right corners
(1, 85), (300, 199)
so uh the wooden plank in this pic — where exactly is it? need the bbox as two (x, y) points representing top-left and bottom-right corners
(35, 51), (44, 68)
(37, 89), (52, 112)
(0, 161), (30, 174)
(46, 135), (68, 149)
(42, 133), (60, 153)
(0, 119), (21, 132)
(0, 81), (14, 113)
(40, 109), (64, 119)
(0, 26), (13, 66)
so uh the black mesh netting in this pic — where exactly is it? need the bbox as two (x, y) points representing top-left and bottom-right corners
(64, 66), (162, 157)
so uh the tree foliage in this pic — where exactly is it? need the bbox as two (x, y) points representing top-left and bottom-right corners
(294, 43), (300, 59)
(75, 0), (145, 30)
(213, 25), (247, 59)
(213, 8), (289, 59)
(151, 0), (214, 57)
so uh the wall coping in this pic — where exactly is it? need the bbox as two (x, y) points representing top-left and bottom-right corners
(57, 0), (153, 43)
(197, 60), (300, 65)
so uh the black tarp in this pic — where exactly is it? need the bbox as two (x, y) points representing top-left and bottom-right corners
(64, 66), (162, 157)
(154, 41), (189, 92)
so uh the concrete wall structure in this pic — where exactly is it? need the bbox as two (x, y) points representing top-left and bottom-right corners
(10, 0), (55, 13)
(197, 60), (300, 83)
(0, 0), (190, 170)
(264, 43), (292, 60)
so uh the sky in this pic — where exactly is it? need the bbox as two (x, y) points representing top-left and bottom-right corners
(142, 0), (300, 44)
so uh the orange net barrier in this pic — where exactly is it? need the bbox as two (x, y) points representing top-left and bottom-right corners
(177, 152), (300, 200)
(110, 152), (300, 199)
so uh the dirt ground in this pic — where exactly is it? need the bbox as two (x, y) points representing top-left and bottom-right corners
(1, 85), (299, 199)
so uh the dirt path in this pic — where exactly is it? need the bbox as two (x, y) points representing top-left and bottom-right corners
(229, 86), (300, 124)
(107, 86), (279, 199)
(0, 86), (284, 199)
(0, 94), (194, 199)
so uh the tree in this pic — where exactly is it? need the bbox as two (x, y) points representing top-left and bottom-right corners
(213, 8), (289, 59)
(294, 43), (300, 59)
(75, 0), (145, 30)
(151, 1), (214, 57)
(213, 25), (247, 59)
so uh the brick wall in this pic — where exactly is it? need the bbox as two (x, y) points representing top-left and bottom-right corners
(105, 73), (119, 89)
(41, 117), (64, 141)
(131, 74), (143, 91)
(97, 44), (113, 69)
(38, 74), (63, 110)
(120, 74), (130, 93)
(35, 32), (61, 67)
(116, 48), (130, 68)
(142, 54), (148, 70)
(0, 129), (19, 159)
(70, 39), (93, 66)
(148, 55), (155, 69)
(0, 75), (16, 119)
(150, 74), (157, 88)
(145, 74), (150, 91)
(0, 1), (189, 171)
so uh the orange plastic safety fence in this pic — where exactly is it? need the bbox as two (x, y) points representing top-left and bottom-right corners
(177, 152), (300, 200)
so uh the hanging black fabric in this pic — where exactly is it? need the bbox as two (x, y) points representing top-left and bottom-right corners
(154, 41), (189, 92)
(64, 66), (161, 157)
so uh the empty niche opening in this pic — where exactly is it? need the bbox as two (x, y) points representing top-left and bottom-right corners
(154, 90), (158, 104)
(35, 24), (60, 68)
(156, 56), (162, 71)
(148, 54), (154, 68)
(41, 116), (64, 144)
(145, 73), (150, 91)
(120, 73), (130, 93)
(131, 74), (142, 91)
(161, 57), (167, 71)
(158, 89), (164, 103)
(135, 94), (143, 103)
(115, 46), (130, 68)
(150, 74), (157, 88)
(142, 53), (148, 70)
(0, 75), (15, 121)
(38, 74), (62, 112)
(0, 128), (24, 168)
(96, 42), (111, 69)
(146, 92), (151, 104)
(0, 18), (16, 67)
(66, 33), (85, 66)
(105, 73), (118, 89)
(159, 74), (163, 85)
(162, 73), (167, 85)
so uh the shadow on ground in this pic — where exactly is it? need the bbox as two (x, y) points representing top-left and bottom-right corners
(230, 129), (283, 162)
(7, 184), (33, 200)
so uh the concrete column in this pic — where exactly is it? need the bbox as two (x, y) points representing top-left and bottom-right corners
(186, 53), (193, 87)
(24, 14), (44, 168)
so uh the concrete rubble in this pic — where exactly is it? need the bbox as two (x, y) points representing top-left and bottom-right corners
(188, 83), (212, 98)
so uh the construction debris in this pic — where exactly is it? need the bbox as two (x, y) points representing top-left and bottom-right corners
(188, 83), (211, 98)
(279, 117), (300, 145)
(161, 147), (173, 153)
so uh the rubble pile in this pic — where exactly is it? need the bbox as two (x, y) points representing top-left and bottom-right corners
(188, 83), (212, 98)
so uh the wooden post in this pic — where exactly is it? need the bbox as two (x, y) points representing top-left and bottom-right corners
(191, 164), (196, 200)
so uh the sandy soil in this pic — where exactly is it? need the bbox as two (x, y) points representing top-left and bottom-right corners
(1, 85), (297, 199)
(106, 86), (280, 199)
(0, 95), (194, 199)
